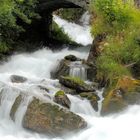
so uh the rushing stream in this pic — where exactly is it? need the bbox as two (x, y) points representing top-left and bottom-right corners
(0, 14), (140, 140)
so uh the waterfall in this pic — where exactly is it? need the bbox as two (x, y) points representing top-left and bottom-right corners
(69, 61), (87, 81)
(53, 14), (93, 46)
(0, 86), (20, 120)
(0, 14), (139, 140)
(68, 94), (95, 116)
(14, 95), (33, 128)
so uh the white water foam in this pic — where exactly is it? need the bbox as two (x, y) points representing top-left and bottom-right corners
(0, 48), (88, 80)
(53, 15), (93, 46)
(0, 14), (139, 140)
(69, 61), (87, 81)
(0, 48), (140, 140)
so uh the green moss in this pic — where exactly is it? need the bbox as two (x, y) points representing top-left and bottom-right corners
(63, 76), (85, 86)
(55, 90), (65, 96)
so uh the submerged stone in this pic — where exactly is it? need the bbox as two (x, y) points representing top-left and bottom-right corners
(10, 75), (27, 83)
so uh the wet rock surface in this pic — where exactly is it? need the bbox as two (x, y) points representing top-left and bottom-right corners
(51, 59), (70, 79)
(53, 90), (71, 109)
(10, 75), (27, 83)
(59, 76), (95, 92)
(10, 95), (22, 121)
(23, 97), (87, 136)
(64, 54), (80, 61)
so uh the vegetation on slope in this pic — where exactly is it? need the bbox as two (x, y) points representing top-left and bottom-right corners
(55, 8), (85, 23)
(90, 0), (140, 85)
(0, 0), (39, 53)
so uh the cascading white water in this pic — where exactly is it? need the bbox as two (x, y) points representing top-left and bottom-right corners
(53, 13), (93, 46)
(0, 14), (140, 140)
(69, 61), (87, 81)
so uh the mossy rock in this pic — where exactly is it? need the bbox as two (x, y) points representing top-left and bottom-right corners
(54, 90), (71, 109)
(59, 76), (95, 92)
(101, 76), (140, 116)
(55, 90), (65, 96)
(23, 97), (87, 136)
(80, 92), (100, 100)
(101, 89), (127, 116)
(61, 84), (77, 95)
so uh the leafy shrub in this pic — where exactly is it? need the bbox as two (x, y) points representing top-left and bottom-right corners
(0, 0), (39, 53)
(0, 41), (11, 53)
(90, 0), (140, 84)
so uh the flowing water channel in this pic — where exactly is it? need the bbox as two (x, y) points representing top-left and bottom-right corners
(0, 13), (140, 140)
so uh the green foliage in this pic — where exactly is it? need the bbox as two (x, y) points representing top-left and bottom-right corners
(0, 0), (39, 53)
(90, 0), (140, 36)
(0, 41), (11, 53)
(55, 8), (85, 22)
(90, 0), (140, 84)
(52, 21), (74, 44)
(96, 55), (130, 85)
(55, 90), (65, 96)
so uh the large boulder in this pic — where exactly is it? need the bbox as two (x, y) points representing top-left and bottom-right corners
(23, 97), (87, 136)
(59, 76), (95, 92)
(10, 75), (27, 83)
(101, 76), (140, 116)
(53, 90), (71, 109)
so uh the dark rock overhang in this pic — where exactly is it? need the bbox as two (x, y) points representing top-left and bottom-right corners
(37, 0), (81, 13)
